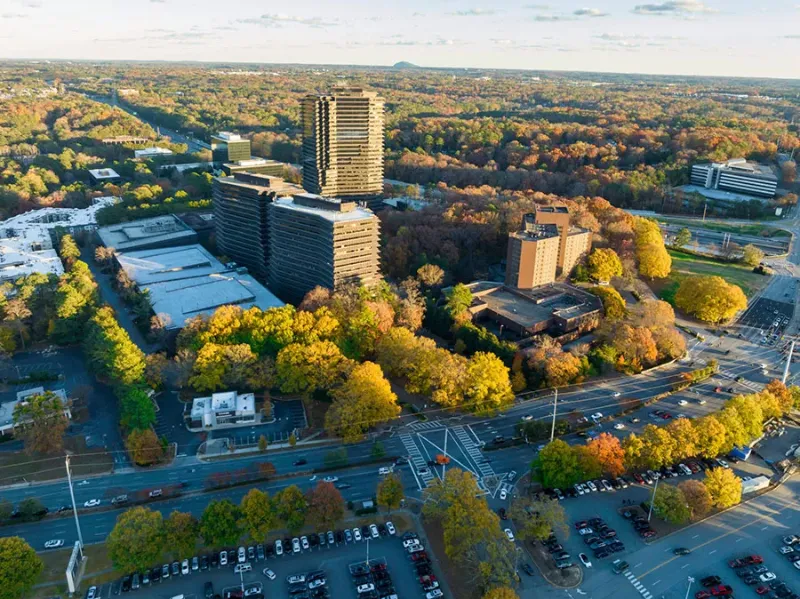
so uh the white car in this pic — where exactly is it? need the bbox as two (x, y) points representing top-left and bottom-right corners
(521, 415), (533, 421)
(759, 572), (776, 583)
(244, 584), (262, 597)
(678, 399), (688, 406)
(181, 559), (189, 575)
(323, 476), (338, 483)
(612, 392), (621, 398)
(403, 538), (420, 548)
(220, 551), (228, 565)
(86, 587), (97, 599)
(586, 480), (598, 492)
(601, 480), (613, 492)
(308, 579), (326, 590)
(292, 538), (301, 553)
(83, 499), (100, 507)
(273, 540), (282, 556)
(263, 568), (276, 580)
(378, 467), (392, 475)
(779, 546), (795, 554)
(238, 546), (246, 563)
(386, 521), (396, 535)
(579, 553), (592, 568)
(578, 528), (594, 536)
(614, 423), (625, 430)
(301, 536), (309, 550)
(591, 412), (603, 423)
(357, 583), (375, 594)
(500, 488), (507, 500)
(287, 575), (306, 585)
(504, 528), (515, 542)
(369, 524), (379, 539)
(574, 484), (584, 496)
(234, 564), (252, 574)
(426, 590), (444, 599)
(353, 527), (362, 542)
(44, 539), (64, 549)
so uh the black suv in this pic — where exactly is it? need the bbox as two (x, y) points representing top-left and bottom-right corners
(701, 576), (721, 587)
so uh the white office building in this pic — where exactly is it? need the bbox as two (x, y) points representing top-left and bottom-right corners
(190, 391), (256, 429)
(690, 159), (778, 199)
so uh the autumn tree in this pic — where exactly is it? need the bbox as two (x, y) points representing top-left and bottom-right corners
(589, 286), (627, 321)
(107, 507), (166, 573)
(535, 440), (583, 489)
(482, 589), (519, 599)
(417, 263), (445, 287)
(704, 467), (742, 509)
(463, 352), (514, 415)
(275, 341), (351, 394)
(634, 217), (672, 279)
(584, 433), (625, 477)
(274, 485), (307, 533)
(164, 511), (198, 559)
(199, 500), (241, 547)
(12, 390), (69, 455)
(666, 418), (698, 461)
(678, 480), (712, 521)
(611, 324), (658, 369)
(652, 483), (690, 525)
(587, 248), (623, 282)
(638, 424), (676, 470)
(675, 275), (747, 323)
(674, 228), (691, 247)
(508, 496), (568, 541)
(125, 428), (165, 466)
(306, 482), (344, 530)
(445, 283), (473, 320)
(377, 473), (405, 513)
(0, 537), (43, 599)
(325, 361), (400, 442)
(622, 433), (645, 470)
(741, 244), (764, 267)
(144, 352), (169, 390)
(239, 489), (275, 541)
(694, 414), (728, 458)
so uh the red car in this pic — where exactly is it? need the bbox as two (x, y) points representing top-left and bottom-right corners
(640, 530), (657, 539)
(695, 592), (711, 599)
(633, 473), (645, 484)
(745, 555), (763, 565)
(411, 552), (429, 562)
(756, 586), (770, 595)
(661, 412), (672, 420)
(710, 585), (733, 596)
(420, 575), (437, 585)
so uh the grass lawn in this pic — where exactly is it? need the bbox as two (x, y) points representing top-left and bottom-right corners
(657, 217), (791, 238)
(652, 249), (770, 303)
(0, 437), (113, 485)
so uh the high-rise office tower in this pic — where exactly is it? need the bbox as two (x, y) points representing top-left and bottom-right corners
(211, 132), (251, 163)
(534, 206), (592, 277)
(268, 193), (381, 302)
(301, 88), (385, 207)
(505, 215), (561, 289)
(212, 172), (303, 280)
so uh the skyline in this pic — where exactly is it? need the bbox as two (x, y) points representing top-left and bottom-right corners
(0, 0), (798, 79)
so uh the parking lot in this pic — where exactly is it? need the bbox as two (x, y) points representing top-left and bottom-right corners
(82, 521), (442, 599)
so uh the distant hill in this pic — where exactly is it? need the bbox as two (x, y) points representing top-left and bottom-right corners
(393, 61), (420, 69)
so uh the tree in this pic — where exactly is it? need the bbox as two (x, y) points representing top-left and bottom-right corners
(274, 485), (307, 533)
(666, 418), (698, 461)
(678, 480), (712, 521)
(765, 380), (794, 415)
(107, 507), (166, 574)
(674, 276), (747, 323)
(694, 414), (728, 458)
(17, 498), (46, 521)
(638, 424), (676, 470)
(325, 361), (400, 442)
(482, 588), (520, 599)
(587, 248), (623, 282)
(611, 324), (658, 368)
(119, 387), (156, 432)
(463, 352), (514, 415)
(377, 473), (405, 513)
(200, 500), (241, 547)
(622, 432), (645, 470)
(674, 228), (691, 247)
(125, 428), (165, 466)
(164, 511), (198, 559)
(742, 244), (764, 267)
(59, 234), (81, 268)
(275, 341), (351, 394)
(445, 283), (473, 319)
(3, 298), (31, 350)
(0, 499), (12, 521)
(417, 263), (445, 287)
(144, 352), (169, 390)
(371, 441), (385, 458)
(0, 537), (43, 599)
(258, 435), (268, 452)
(635, 217), (672, 279)
(584, 433), (625, 477)
(589, 286), (627, 321)
(239, 489), (275, 541)
(508, 496), (568, 541)
(535, 440), (583, 489)
(652, 483), (690, 525)
(288, 432), (297, 447)
(306, 482), (345, 529)
(12, 390), (69, 455)
(704, 467), (742, 509)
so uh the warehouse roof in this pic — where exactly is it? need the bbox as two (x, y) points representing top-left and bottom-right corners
(97, 215), (196, 251)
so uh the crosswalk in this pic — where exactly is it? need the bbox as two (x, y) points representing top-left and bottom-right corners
(452, 425), (495, 479)
(408, 420), (446, 432)
(624, 570), (653, 599)
(718, 369), (762, 392)
(399, 433), (434, 488)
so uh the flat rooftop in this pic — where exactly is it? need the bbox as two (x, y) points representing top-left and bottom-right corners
(212, 132), (242, 142)
(709, 158), (777, 180)
(97, 215), (196, 251)
(272, 195), (377, 223)
(510, 223), (559, 241)
(216, 173), (303, 195)
(536, 206), (569, 214)
(678, 185), (772, 204)
(135, 147), (174, 158)
(88, 168), (120, 180)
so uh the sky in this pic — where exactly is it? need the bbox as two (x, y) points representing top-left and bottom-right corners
(1, 0), (799, 79)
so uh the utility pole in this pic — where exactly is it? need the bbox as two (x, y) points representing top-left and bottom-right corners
(702, 202), (707, 222)
(783, 340), (795, 384)
(549, 389), (558, 442)
(647, 473), (660, 522)
(65, 455), (84, 549)
(684, 576), (695, 599)
(442, 428), (448, 480)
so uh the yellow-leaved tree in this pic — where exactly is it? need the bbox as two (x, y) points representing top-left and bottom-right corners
(674, 275), (747, 323)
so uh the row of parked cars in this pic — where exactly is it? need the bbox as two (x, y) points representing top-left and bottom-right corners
(575, 517), (626, 562)
(399, 532), (443, 599)
(285, 569), (328, 599)
(777, 533), (800, 571)
(349, 560), (399, 599)
(728, 553), (798, 598)
(621, 509), (658, 540)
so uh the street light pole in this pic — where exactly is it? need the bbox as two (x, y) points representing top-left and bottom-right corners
(443, 428), (448, 480)
(647, 473), (660, 522)
(684, 576), (695, 599)
(549, 389), (558, 442)
(783, 340), (795, 384)
(65, 455), (84, 549)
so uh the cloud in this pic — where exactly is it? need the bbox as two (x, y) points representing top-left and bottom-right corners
(450, 8), (497, 16)
(1, 12), (29, 18)
(20, 0), (41, 7)
(532, 14), (575, 21)
(236, 13), (338, 27)
(573, 7), (609, 17)
(632, 0), (717, 15)
(524, 3), (551, 7)
(149, 0), (166, 3)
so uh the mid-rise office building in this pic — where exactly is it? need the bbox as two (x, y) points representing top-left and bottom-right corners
(212, 172), (303, 280)
(533, 206), (592, 276)
(211, 132), (251, 164)
(505, 217), (560, 289)
(301, 88), (384, 207)
(268, 193), (380, 302)
(221, 158), (286, 177)
(690, 159), (778, 199)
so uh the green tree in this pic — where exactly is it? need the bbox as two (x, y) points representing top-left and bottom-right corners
(199, 500), (241, 547)
(164, 511), (198, 560)
(371, 441), (386, 458)
(239, 489), (275, 541)
(678, 480), (712, 521)
(12, 390), (69, 455)
(0, 537), (43, 599)
(535, 440), (583, 489)
(306, 482), (344, 530)
(704, 467), (742, 509)
(652, 483), (690, 525)
(742, 244), (765, 267)
(17, 498), (46, 521)
(508, 496), (568, 541)
(274, 485), (307, 533)
(674, 275), (747, 323)
(324, 447), (348, 468)
(674, 228), (691, 247)
(445, 283), (473, 319)
(377, 473), (405, 513)
(0, 499), (12, 521)
(58, 234), (81, 268)
(119, 387), (156, 432)
(586, 248), (623, 282)
(107, 507), (166, 574)
(463, 352), (514, 415)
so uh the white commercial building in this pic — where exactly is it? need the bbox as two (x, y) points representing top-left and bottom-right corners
(0, 198), (118, 281)
(0, 387), (70, 435)
(190, 391), (255, 429)
(690, 159), (778, 199)
(88, 168), (121, 184)
(134, 147), (174, 159)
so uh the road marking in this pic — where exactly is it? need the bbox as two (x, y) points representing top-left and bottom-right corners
(708, 550), (716, 555)
(633, 563), (642, 569)
(652, 580), (661, 586)
(692, 534), (699, 539)
(761, 526), (769, 531)
(736, 538), (743, 543)
(681, 564), (689, 569)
